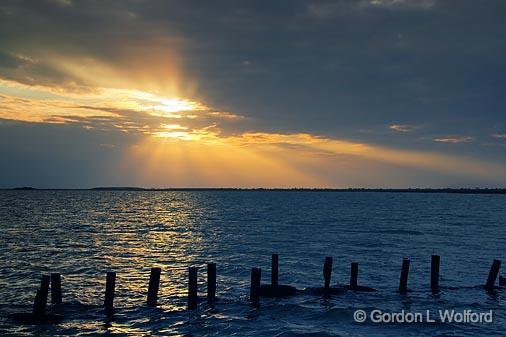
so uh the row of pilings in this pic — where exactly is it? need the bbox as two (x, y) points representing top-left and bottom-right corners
(8, 255), (505, 324)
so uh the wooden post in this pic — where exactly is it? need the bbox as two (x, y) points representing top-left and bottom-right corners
(104, 272), (116, 311)
(50, 273), (62, 304)
(33, 275), (50, 316)
(399, 258), (410, 294)
(350, 262), (358, 289)
(250, 267), (261, 305)
(430, 255), (440, 293)
(188, 267), (198, 310)
(147, 267), (161, 307)
(207, 263), (216, 304)
(323, 257), (333, 291)
(271, 254), (279, 287)
(499, 275), (506, 287)
(485, 259), (501, 291)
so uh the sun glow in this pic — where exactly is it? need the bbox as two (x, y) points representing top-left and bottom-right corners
(0, 80), (210, 125)
(94, 88), (208, 118)
(114, 130), (506, 188)
(122, 134), (323, 188)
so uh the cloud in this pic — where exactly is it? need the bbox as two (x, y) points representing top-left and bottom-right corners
(0, 51), (26, 68)
(433, 136), (474, 144)
(0, 0), (187, 96)
(0, 51), (95, 93)
(365, 0), (436, 9)
(0, 80), (246, 139)
(389, 124), (420, 132)
(307, 0), (436, 19)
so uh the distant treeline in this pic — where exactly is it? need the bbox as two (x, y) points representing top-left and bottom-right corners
(4, 186), (506, 195)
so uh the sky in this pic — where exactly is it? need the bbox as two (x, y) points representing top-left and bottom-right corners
(1, 0), (506, 188)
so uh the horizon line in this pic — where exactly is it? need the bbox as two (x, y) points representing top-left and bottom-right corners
(2, 186), (506, 194)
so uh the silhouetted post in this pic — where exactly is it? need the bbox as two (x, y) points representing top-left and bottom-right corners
(207, 263), (216, 304)
(499, 276), (506, 287)
(33, 275), (50, 316)
(323, 257), (333, 292)
(188, 267), (198, 310)
(50, 273), (62, 304)
(147, 267), (161, 307)
(271, 254), (279, 287)
(399, 258), (410, 294)
(250, 268), (261, 305)
(104, 272), (116, 311)
(430, 255), (440, 293)
(350, 262), (359, 289)
(485, 259), (501, 291)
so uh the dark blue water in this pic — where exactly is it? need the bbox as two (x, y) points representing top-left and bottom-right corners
(0, 191), (505, 336)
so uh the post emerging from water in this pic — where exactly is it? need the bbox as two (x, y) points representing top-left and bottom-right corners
(188, 267), (198, 310)
(271, 254), (279, 287)
(350, 262), (359, 289)
(430, 255), (440, 293)
(104, 272), (116, 311)
(33, 275), (50, 316)
(207, 263), (216, 305)
(147, 267), (161, 307)
(399, 258), (410, 294)
(500, 275), (506, 287)
(485, 259), (501, 291)
(323, 257), (333, 293)
(50, 273), (62, 304)
(250, 267), (261, 305)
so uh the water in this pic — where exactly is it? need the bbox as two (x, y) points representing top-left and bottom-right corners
(0, 190), (505, 336)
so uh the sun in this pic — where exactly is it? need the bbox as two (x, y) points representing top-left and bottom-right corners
(130, 91), (206, 117)
(151, 97), (204, 114)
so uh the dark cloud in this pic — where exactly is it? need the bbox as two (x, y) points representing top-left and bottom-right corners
(1, 1), (505, 138)
(0, 51), (23, 68)
(0, 118), (139, 188)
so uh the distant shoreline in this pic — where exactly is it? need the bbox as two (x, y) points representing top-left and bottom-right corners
(2, 187), (506, 195)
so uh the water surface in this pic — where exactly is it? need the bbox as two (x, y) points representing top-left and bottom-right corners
(0, 191), (505, 336)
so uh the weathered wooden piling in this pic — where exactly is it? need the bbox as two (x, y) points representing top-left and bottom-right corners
(104, 272), (116, 311)
(345, 262), (375, 292)
(271, 254), (279, 287)
(250, 267), (261, 305)
(33, 275), (50, 316)
(259, 254), (298, 297)
(146, 267), (161, 307)
(398, 258), (410, 294)
(50, 273), (62, 304)
(485, 259), (501, 291)
(500, 276), (506, 287)
(430, 255), (440, 293)
(207, 263), (216, 304)
(350, 262), (359, 289)
(8, 274), (63, 324)
(188, 267), (198, 310)
(323, 257), (333, 292)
